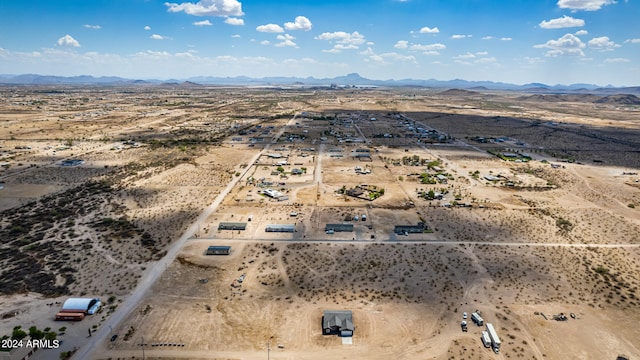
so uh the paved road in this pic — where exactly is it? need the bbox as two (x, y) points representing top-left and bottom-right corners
(74, 114), (298, 360)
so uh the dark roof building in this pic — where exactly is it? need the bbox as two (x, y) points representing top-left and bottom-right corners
(206, 246), (231, 255)
(325, 223), (354, 232)
(394, 223), (428, 234)
(265, 224), (296, 232)
(218, 222), (247, 231)
(323, 310), (354, 337)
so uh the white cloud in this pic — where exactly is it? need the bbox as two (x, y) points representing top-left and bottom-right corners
(57, 34), (80, 47)
(193, 20), (212, 26)
(284, 16), (312, 31)
(557, 0), (616, 11)
(501, 37), (513, 41)
(534, 33), (585, 56)
(361, 47), (416, 64)
(422, 51), (440, 56)
(83, 24), (101, 30)
(625, 38), (640, 44)
(231, 34), (241, 38)
(575, 30), (589, 35)
(454, 52), (476, 60)
(524, 56), (545, 64)
(482, 36), (494, 40)
(476, 51), (489, 56)
(165, 0), (244, 17)
(451, 34), (471, 39)
(539, 15), (585, 29)
(135, 50), (172, 58)
(419, 26), (440, 34)
(225, 17), (244, 26)
(260, 40), (271, 45)
(256, 24), (284, 33)
(588, 36), (620, 51)
(315, 31), (366, 52)
(315, 31), (365, 45)
(409, 43), (446, 51)
(394, 40), (409, 49)
(144, 26), (151, 31)
(604, 57), (630, 63)
(150, 34), (170, 40)
(275, 34), (297, 47)
(475, 57), (497, 64)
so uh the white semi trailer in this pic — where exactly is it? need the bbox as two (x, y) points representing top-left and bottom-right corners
(485, 323), (501, 352)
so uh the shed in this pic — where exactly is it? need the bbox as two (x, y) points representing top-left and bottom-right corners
(325, 224), (354, 232)
(265, 224), (296, 232)
(323, 310), (354, 337)
(206, 246), (231, 255)
(218, 222), (247, 231)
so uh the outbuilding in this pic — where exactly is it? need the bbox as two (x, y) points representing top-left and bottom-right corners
(55, 297), (101, 321)
(206, 246), (231, 255)
(61, 297), (101, 315)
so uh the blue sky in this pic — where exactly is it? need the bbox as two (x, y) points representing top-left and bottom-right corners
(0, 0), (638, 85)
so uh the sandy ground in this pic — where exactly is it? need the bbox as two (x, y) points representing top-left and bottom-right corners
(0, 86), (638, 360)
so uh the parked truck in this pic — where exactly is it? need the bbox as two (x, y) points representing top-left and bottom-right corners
(471, 312), (484, 326)
(481, 330), (491, 348)
(486, 323), (501, 353)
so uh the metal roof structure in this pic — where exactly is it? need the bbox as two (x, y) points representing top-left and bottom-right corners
(323, 310), (354, 336)
(325, 223), (354, 232)
(218, 222), (247, 231)
(265, 224), (296, 232)
(206, 246), (231, 255)
(61, 298), (100, 314)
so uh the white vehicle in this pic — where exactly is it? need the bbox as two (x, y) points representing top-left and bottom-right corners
(486, 323), (501, 352)
(481, 331), (491, 348)
(463, 312), (468, 319)
(326, 229), (335, 234)
(471, 312), (484, 326)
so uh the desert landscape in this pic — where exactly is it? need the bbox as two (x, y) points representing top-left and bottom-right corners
(1, 85), (639, 360)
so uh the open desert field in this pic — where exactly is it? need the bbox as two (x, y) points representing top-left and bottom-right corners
(1, 86), (639, 360)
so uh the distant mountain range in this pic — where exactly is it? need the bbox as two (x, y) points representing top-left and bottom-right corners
(1, 73), (639, 95)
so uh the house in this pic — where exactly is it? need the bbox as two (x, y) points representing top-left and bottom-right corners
(218, 222), (247, 231)
(394, 223), (428, 235)
(206, 246), (231, 255)
(325, 224), (354, 232)
(323, 310), (354, 337)
(265, 224), (296, 232)
(291, 168), (303, 175)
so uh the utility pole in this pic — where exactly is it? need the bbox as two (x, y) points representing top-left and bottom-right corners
(140, 336), (146, 359)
